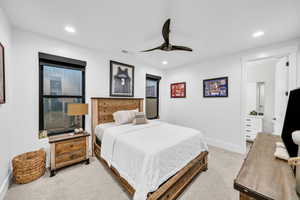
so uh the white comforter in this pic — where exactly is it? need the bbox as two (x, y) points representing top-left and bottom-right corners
(101, 120), (208, 200)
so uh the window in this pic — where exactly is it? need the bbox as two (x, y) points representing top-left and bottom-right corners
(146, 79), (157, 98)
(39, 53), (86, 136)
(145, 74), (161, 119)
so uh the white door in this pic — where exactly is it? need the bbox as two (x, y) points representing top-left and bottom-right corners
(273, 57), (289, 135)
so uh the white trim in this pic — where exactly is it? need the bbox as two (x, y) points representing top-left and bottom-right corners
(0, 172), (11, 200)
(240, 44), (299, 149)
(206, 137), (245, 154)
(241, 44), (298, 62)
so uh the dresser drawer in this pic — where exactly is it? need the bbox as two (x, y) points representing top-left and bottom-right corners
(245, 134), (256, 141)
(244, 123), (253, 128)
(244, 123), (261, 131)
(244, 129), (257, 135)
(244, 117), (263, 131)
(244, 118), (253, 123)
(55, 137), (86, 155)
(55, 149), (86, 165)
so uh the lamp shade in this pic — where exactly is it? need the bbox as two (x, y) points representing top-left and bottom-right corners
(67, 103), (88, 116)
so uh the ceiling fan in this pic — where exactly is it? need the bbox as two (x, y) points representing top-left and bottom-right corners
(141, 19), (193, 52)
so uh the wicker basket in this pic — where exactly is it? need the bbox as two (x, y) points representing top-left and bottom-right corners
(12, 149), (46, 184)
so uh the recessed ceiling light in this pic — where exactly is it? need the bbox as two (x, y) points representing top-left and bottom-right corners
(65, 26), (76, 33)
(252, 30), (264, 38)
(162, 61), (168, 65)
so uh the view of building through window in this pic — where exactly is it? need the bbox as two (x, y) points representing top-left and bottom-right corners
(42, 65), (84, 134)
(146, 78), (159, 119)
(146, 79), (157, 98)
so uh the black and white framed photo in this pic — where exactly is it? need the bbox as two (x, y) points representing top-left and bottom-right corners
(0, 42), (5, 104)
(110, 60), (134, 97)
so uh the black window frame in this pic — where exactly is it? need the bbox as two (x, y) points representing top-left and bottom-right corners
(146, 74), (161, 119)
(39, 52), (87, 136)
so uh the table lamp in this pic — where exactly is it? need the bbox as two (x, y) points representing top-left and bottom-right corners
(67, 103), (88, 134)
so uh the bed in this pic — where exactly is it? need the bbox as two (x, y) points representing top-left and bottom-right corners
(91, 97), (208, 200)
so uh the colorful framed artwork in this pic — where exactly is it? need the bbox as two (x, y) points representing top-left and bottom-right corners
(203, 77), (228, 97)
(110, 60), (134, 97)
(171, 82), (186, 98)
(0, 42), (5, 104)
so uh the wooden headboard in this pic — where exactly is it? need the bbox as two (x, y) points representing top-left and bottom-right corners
(91, 97), (144, 154)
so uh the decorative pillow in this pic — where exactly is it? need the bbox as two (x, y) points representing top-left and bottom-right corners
(113, 109), (138, 125)
(133, 112), (148, 125)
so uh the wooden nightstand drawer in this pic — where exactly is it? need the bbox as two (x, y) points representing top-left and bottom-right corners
(55, 138), (86, 155)
(55, 150), (86, 166)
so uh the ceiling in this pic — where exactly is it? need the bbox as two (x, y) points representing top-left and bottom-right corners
(1, 0), (300, 69)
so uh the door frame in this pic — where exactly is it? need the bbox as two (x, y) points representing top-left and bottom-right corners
(273, 57), (290, 135)
(241, 44), (298, 152)
(146, 74), (161, 119)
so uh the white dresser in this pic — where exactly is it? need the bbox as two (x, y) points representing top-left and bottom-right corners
(244, 115), (263, 141)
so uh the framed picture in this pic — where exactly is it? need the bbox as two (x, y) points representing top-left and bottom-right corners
(110, 60), (134, 97)
(171, 82), (186, 98)
(0, 42), (5, 104)
(203, 77), (228, 97)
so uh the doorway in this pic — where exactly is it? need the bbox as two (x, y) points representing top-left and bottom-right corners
(241, 46), (298, 153)
(146, 74), (161, 119)
(243, 55), (293, 148)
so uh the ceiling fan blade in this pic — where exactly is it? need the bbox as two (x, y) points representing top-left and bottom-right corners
(141, 19), (192, 53)
(141, 46), (162, 52)
(171, 45), (193, 52)
(162, 19), (171, 44)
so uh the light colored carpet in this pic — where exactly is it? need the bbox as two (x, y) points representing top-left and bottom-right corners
(5, 146), (244, 200)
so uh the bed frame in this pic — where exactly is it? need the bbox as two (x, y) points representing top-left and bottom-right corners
(91, 97), (208, 200)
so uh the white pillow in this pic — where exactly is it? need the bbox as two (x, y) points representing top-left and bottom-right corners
(113, 109), (138, 125)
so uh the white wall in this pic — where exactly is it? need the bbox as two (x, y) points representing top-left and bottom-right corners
(161, 55), (244, 153)
(246, 58), (277, 132)
(7, 29), (163, 171)
(0, 8), (12, 200)
(161, 40), (300, 154)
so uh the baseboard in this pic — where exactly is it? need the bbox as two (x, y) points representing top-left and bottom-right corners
(206, 137), (245, 154)
(0, 172), (11, 200)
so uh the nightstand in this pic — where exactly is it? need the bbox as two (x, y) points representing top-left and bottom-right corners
(48, 132), (90, 177)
